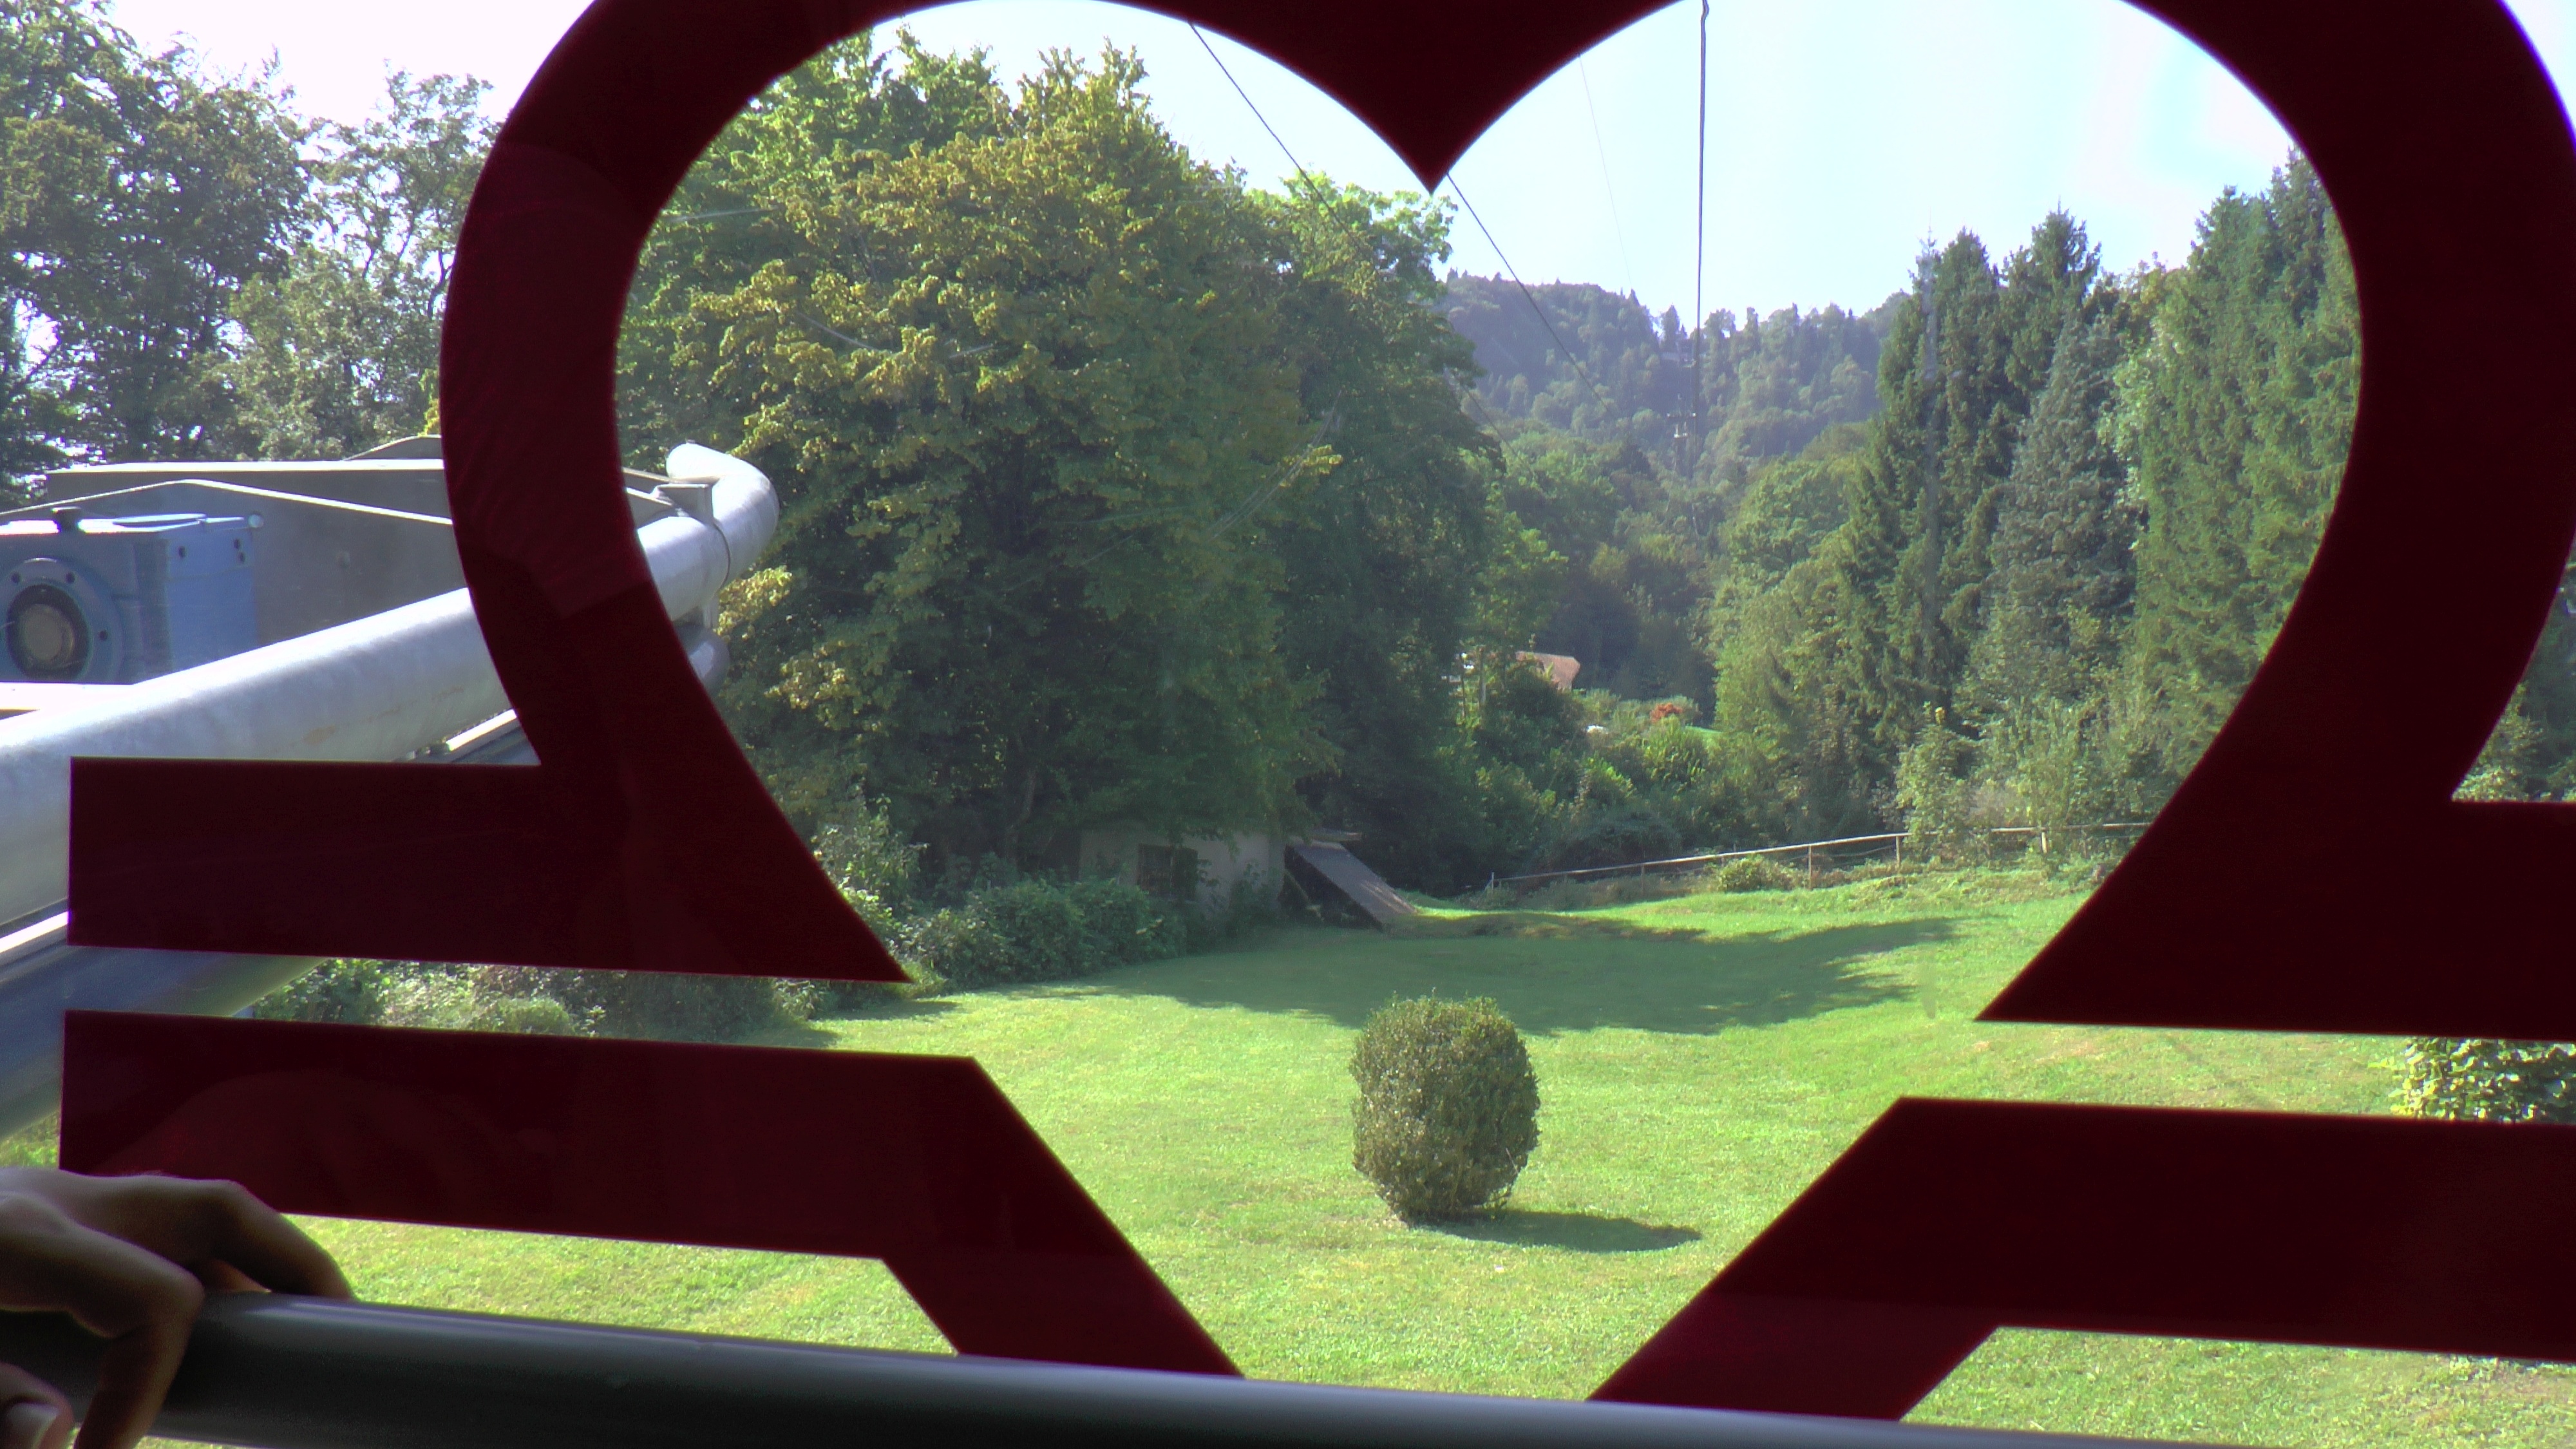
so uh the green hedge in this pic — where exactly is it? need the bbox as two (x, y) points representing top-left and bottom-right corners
(253, 960), (802, 1043)
(2396, 1037), (2576, 1124)
(909, 878), (1185, 991)
(1711, 855), (1800, 892)
(256, 800), (1249, 1027)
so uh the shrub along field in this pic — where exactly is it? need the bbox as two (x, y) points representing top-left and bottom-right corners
(25, 869), (2576, 1446)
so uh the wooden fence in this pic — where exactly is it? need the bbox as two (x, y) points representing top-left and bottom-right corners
(1490, 821), (2152, 889)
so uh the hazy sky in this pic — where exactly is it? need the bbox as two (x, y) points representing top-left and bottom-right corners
(102, 0), (2576, 322)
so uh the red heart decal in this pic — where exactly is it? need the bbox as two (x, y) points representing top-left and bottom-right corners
(62, 0), (2576, 1419)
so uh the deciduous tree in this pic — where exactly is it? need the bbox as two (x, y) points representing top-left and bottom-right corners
(221, 71), (494, 458)
(640, 44), (1331, 869)
(0, 0), (305, 463)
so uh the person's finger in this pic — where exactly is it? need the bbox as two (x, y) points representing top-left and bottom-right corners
(26, 1175), (349, 1302)
(0, 1365), (70, 1449)
(194, 1262), (261, 1296)
(0, 1193), (202, 1449)
(73, 1299), (194, 1449)
(146, 1179), (348, 1300)
(1, 1400), (64, 1449)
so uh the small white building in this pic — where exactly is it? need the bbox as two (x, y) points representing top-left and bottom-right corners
(1079, 824), (1285, 912)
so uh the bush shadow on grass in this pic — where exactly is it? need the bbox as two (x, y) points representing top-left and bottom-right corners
(1102, 918), (1948, 1036)
(1420, 1209), (1703, 1253)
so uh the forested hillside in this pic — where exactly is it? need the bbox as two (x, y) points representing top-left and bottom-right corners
(1444, 275), (1896, 486)
(12, 8), (2573, 898)
(1441, 279), (1900, 737)
(1705, 174), (2576, 849)
(1426, 166), (2576, 874)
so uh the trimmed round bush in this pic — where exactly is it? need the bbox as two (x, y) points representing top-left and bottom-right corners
(1712, 854), (1799, 892)
(1350, 996), (1539, 1221)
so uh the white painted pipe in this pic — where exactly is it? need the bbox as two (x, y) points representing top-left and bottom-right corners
(0, 447), (776, 929)
(651, 442), (777, 620)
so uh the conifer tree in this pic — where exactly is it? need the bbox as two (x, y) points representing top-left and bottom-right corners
(1996, 211), (2109, 412)
(1705, 432), (1882, 838)
(1707, 213), (2114, 835)
(1839, 233), (2006, 762)
(2112, 159), (2357, 789)
(1967, 306), (2139, 717)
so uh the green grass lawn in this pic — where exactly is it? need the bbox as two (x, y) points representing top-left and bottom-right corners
(35, 867), (2576, 1445)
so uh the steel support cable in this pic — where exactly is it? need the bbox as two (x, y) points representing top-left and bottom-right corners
(1192, 14), (1620, 428)
(1577, 57), (1637, 301)
(1190, 23), (1311, 185)
(1689, 0), (1710, 473)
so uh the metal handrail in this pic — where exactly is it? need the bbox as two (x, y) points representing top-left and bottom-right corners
(0, 1294), (2206, 1449)
(0, 445), (774, 933)
(0, 620), (732, 1141)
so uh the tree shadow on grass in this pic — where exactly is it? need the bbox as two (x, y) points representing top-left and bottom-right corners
(1422, 1209), (1703, 1253)
(1100, 918), (1949, 1036)
(754, 996), (959, 1048)
(836, 993), (959, 1020)
(747, 1020), (845, 1048)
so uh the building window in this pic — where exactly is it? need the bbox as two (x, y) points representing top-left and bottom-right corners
(1134, 844), (1199, 902)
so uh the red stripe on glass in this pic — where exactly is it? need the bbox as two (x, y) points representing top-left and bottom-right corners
(60, 1011), (1235, 1376)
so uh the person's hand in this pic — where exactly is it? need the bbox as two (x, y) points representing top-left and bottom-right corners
(0, 1169), (349, 1449)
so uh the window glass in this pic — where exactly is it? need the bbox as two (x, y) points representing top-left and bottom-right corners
(5, 3), (2575, 1446)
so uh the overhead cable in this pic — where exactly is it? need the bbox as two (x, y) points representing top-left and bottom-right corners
(1690, 0), (1711, 470)
(1445, 176), (1623, 420)
(1189, 25), (1616, 427)
(1577, 58), (1636, 301)
(1189, 24), (1310, 185)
